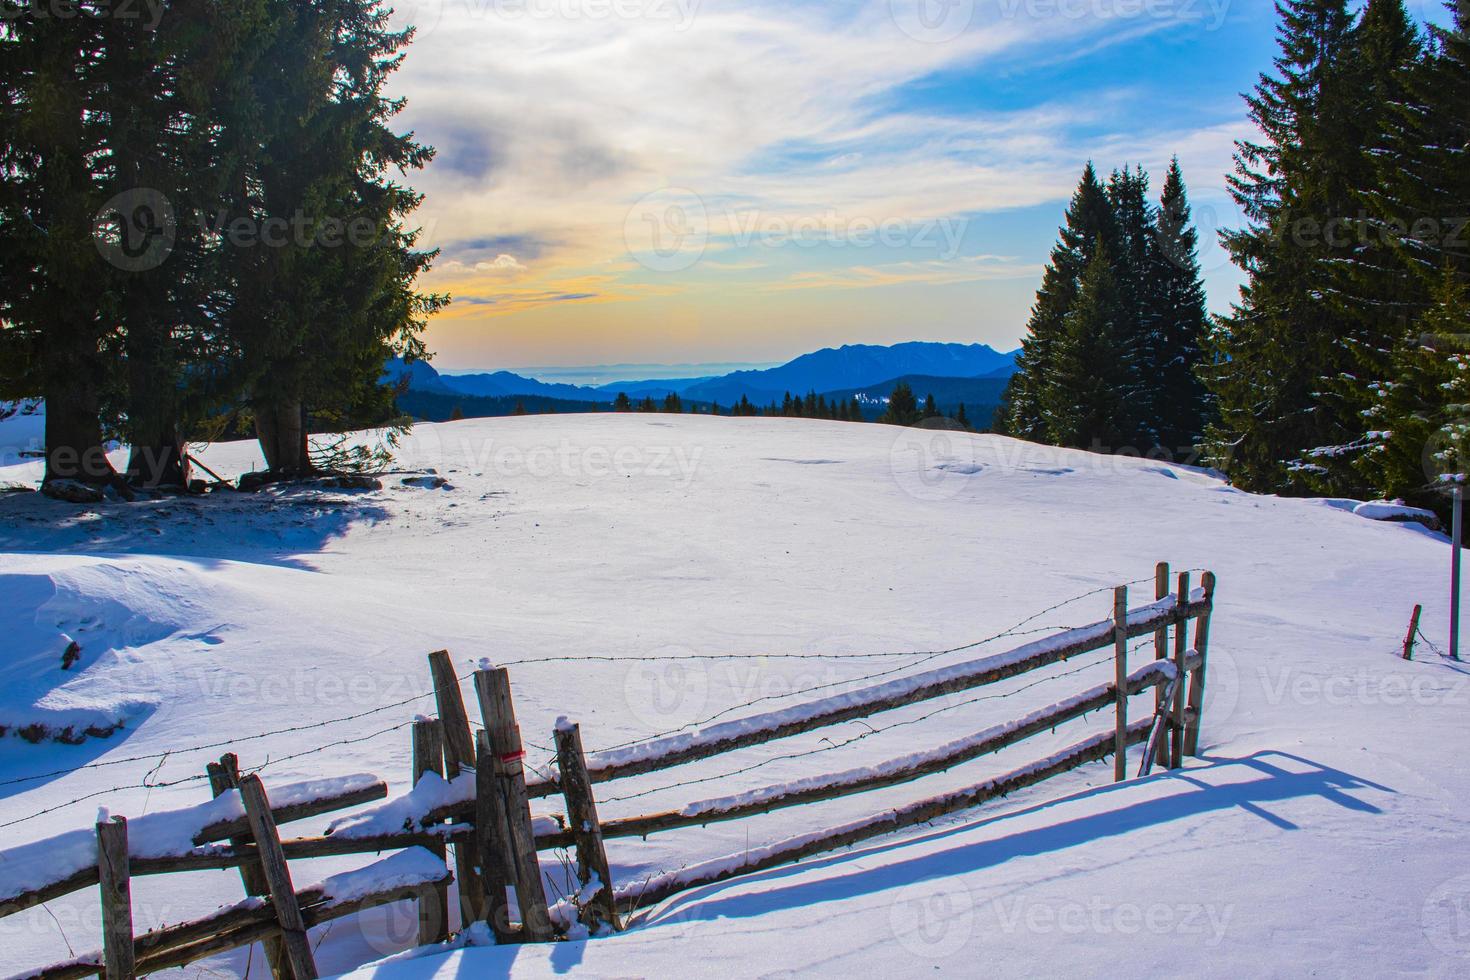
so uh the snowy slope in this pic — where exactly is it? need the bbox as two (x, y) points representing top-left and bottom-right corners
(0, 416), (1464, 978)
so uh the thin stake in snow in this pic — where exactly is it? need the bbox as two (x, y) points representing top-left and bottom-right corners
(475, 731), (517, 943)
(1403, 604), (1423, 660)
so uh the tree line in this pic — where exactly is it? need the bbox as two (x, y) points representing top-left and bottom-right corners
(1002, 0), (1470, 521)
(1204, 0), (1469, 518)
(602, 383), (975, 428)
(997, 158), (1211, 459)
(0, 1), (443, 495)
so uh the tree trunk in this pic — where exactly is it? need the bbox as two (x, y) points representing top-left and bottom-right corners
(44, 372), (114, 487)
(254, 396), (310, 475)
(126, 422), (191, 489)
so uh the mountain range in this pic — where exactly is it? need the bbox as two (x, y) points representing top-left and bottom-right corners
(386, 342), (1018, 409)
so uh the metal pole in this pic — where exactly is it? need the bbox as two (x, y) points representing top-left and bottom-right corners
(1454, 485), (1463, 662)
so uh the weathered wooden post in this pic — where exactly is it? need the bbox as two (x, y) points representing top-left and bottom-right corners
(1184, 571), (1216, 757)
(239, 775), (318, 980)
(412, 719), (451, 946)
(1403, 604), (1423, 661)
(474, 666), (554, 942)
(1171, 571), (1191, 769)
(1113, 586), (1129, 783)
(97, 815), (135, 980)
(475, 730), (517, 943)
(427, 650), (486, 925)
(1153, 561), (1171, 768)
(554, 721), (622, 933)
(207, 753), (288, 978)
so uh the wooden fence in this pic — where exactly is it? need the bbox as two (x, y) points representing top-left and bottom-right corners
(1, 562), (1215, 979)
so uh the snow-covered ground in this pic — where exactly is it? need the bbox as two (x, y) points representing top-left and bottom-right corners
(0, 414), (1465, 977)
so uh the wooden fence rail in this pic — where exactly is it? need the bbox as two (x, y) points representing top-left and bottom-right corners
(1, 562), (1216, 980)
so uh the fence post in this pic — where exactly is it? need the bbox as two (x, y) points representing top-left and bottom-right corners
(474, 667), (554, 942)
(412, 719), (451, 946)
(475, 731), (517, 943)
(97, 816), (135, 980)
(554, 721), (622, 933)
(427, 650), (486, 926)
(239, 775), (318, 980)
(1171, 571), (1191, 769)
(1184, 571), (1216, 757)
(1113, 586), (1128, 783)
(207, 754), (288, 979)
(1403, 604), (1423, 661)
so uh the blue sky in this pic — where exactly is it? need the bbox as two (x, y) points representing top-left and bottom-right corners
(386, 0), (1437, 370)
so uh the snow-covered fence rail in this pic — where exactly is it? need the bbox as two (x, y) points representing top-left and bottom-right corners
(0, 563), (1217, 978)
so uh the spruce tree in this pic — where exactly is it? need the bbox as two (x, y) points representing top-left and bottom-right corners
(1004, 164), (1117, 441)
(1203, 0), (1365, 491)
(922, 393), (939, 419)
(881, 382), (921, 426)
(1046, 248), (1132, 450)
(1105, 165), (1158, 447)
(1151, 159), (1213, 456)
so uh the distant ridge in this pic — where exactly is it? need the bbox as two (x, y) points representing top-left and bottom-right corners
(387, 342), (1019, 412)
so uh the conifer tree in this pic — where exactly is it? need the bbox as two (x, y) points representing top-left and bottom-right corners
(954, 403), (970, 430)
(1203, 0), (1363, 490)
(1004, 164), (1117, 440)
(1046, 249), (1132, 450)
(881, 382), (920, 426)
(922, 393), (939, 419)
(614, 392), (633, 412)
(1151, 159), (1212, 456)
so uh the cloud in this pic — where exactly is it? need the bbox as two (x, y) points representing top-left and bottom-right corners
(388, 0), (1251, 360)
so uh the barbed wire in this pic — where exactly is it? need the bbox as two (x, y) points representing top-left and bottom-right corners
(0, 573), (1203, 829)
(590, 572), (1183, 757)
(596, 642), (1145, 806)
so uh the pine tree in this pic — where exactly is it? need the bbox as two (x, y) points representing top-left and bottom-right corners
(1046, 249), (1132, 450)
(1105, 165), (1158, 447)
(922, 393), (939, 419)
(1203, 0), (1366, 491)
(849, 395), (865, 422)
(954, 403), (970, 430)
(1359, 268), (1470, 513)
(1151, 159), (1213, 456)
(1004, 164), (1118, 440)
(614, 392), (633, 412)
(881, 382), (920, 426)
